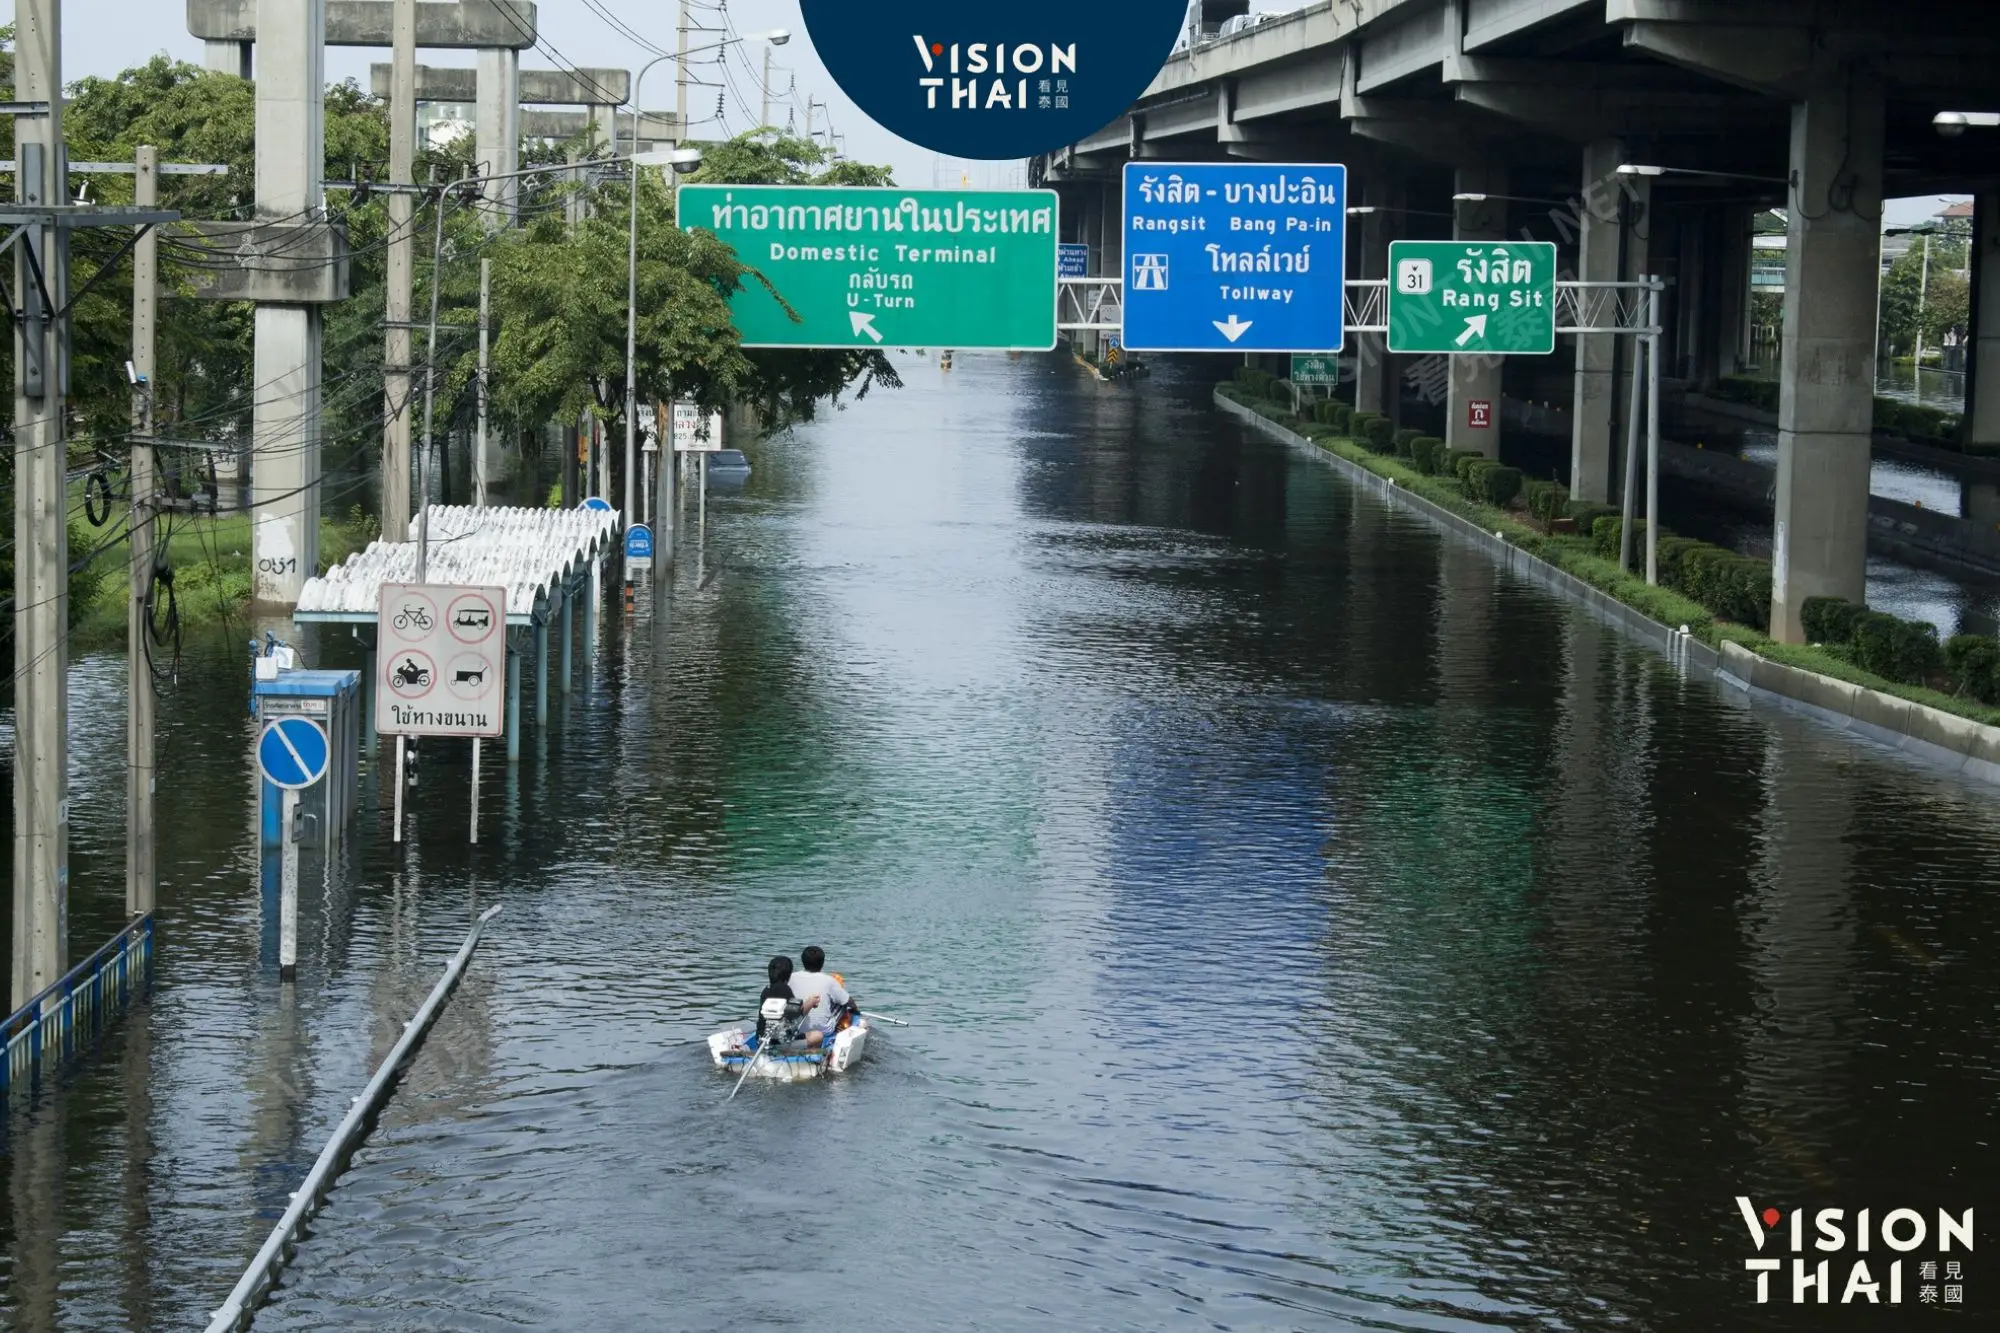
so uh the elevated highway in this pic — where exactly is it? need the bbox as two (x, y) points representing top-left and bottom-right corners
(1033, 0), (2000, 641)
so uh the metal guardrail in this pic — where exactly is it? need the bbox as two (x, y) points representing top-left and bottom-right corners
(1056, 276), (1122, 332)
(1, 914), (153, 1099)
(203, 904), (503, 1333)
(1056, 275), (1660, 338)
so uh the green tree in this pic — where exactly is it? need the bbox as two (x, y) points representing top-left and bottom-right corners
(452, 129), (902, 509)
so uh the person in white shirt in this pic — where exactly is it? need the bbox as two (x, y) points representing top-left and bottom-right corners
(789, 945), (856, 1042)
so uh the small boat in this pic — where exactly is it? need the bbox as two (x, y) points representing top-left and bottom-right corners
(708, 1013), (871, 1082)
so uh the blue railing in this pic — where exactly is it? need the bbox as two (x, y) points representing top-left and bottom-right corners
(0, 914), (154, 1100)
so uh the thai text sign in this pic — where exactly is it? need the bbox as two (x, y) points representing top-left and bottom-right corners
(678, 184), (1059, 350)
(1120, 162), (1347, 353)
(1387, 240), (1556, 355)
(376, 583), (506, 738)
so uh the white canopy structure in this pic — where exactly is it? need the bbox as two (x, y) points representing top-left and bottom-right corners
(293, 506), (620, 627)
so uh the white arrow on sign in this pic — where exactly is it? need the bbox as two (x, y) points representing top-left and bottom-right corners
(850, 311), (884, 343)
(1455, 314), (1488, 347)
(1212, 314), (1253, 343)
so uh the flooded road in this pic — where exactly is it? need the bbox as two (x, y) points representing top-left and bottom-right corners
(4, 352), (1998, 1330)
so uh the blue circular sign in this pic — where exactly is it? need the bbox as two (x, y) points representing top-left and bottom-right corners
(581, 496), (615, 513)
(800, 0), (1187, 162)
(257, 717), (330, 790)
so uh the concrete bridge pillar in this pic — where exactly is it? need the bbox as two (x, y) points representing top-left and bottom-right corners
(1713, 205), (1752, 384)
(1353, 179), (1399, 417)
(475, 46), (521, 225)
(1966, 193), (2000, 527)
(1570, 139), (1647, 503)
(1770, 69), (1884, 643)
(249, 0), (325, 607)
(1448, 167), (1506, 458)
(205, 40), (251, 78)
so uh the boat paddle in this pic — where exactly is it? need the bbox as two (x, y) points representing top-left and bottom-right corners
(857, 1010), (911, 1027)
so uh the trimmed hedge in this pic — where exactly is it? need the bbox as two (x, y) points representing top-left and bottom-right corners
(1409, 435), (1445, 475)
(1523, 479), (1569, 527)
(1946, 635), (2000, 704)
(1713, 375), (1965, 449)
(1564, 502), (1616, 535)
(1804, 595), (1998, 696)
(1359, 415), (1395, 453)
(1481, 464), (1523, 508)
(1392, 427), (1423, 458)
(1801, 596), (1865, 646)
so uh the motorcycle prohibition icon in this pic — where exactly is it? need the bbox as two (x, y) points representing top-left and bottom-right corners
(393, 603), (433, 632)
(393, 657), (432, 689)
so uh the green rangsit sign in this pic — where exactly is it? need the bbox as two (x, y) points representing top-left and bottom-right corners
(676, 184), (1059, 351)
(1290, 354), (1340, 385)
(1387, 240), (1556, 355)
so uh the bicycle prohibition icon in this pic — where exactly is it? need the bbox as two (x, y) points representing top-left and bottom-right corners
(393, 603), (434, 632)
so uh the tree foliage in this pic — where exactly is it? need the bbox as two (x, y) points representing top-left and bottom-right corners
(1879, 235), (1970, 358)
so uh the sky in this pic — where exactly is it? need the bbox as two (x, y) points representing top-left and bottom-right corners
(55, 0), (1013, 188)
(48, 0), (1975, 223)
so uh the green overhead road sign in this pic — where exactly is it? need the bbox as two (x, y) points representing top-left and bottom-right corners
(1290, 354), (1340, 385)
(1387, 240), (1556, 355)
(677, 184), (1059, 350)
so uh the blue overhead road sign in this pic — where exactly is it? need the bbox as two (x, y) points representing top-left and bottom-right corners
(1119, 162), (1347, 354)
(1059, 243), (1089, 278)
(257, 717), (330, 790)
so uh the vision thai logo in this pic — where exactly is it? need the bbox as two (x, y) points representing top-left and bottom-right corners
(910, 37), (1077, 111)
(1734, 1197), (1975, 1307)
(799, 0), (1185, 161)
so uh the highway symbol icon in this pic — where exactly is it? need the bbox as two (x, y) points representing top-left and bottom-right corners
(1132, 254), (1169, 291)
(376, 582), (507, 738)
(257, 716), (329, 790)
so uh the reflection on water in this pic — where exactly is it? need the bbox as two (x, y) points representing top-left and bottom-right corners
(1876, 360), (1966, 415)
(3, 353), (1998, 1330)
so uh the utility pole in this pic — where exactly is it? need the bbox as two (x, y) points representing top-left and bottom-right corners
(761, 44), (772, 129)
(127, 145), (158, 921)
(12, 0), (68, 1007)
(383, 0), (416, 542)
(675, 0), (690, 142)
(476, 258), (490, 508)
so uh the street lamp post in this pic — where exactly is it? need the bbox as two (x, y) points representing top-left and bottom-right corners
(625, 29), (789, 586)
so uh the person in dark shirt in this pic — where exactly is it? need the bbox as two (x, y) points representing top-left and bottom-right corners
(753, 955), (820, 1049)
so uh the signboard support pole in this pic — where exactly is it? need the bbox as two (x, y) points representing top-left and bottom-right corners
(534, 619), (549, 727)
(698, 453), (707, 539)
(279, 788), (300, 981)
(1645, 284), (1662, 587)
(559, 586), (573, 696)
(584, 562), (599, 673)
(469, 739), (481, 845)
(658, 403), (676, 567)
(506, 643), (521, 763)
(362, 649), (377, 750)
(475, 259), (489, 509)
(392, 736), (406, 843)
(1618, 329), (1645, 574)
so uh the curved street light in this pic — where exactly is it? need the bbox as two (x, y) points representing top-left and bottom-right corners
(624, 29), (790, 577)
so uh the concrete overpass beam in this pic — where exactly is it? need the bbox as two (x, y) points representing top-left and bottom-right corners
(476, 46), (521, 225)
(1770, 69), (1883, 642)
(1448, 167), (1506, 459)
(205, 39), (251, 77)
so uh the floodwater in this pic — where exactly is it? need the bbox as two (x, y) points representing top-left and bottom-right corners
(3, 353), (1998, 1331)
